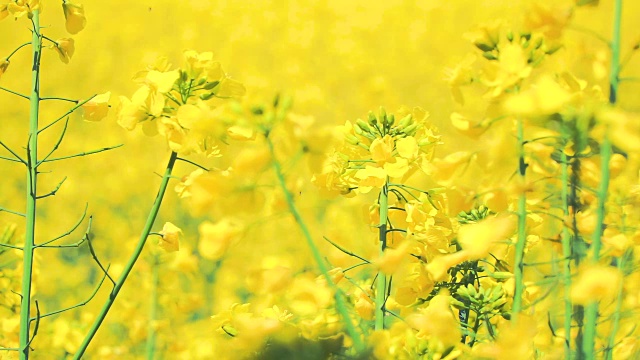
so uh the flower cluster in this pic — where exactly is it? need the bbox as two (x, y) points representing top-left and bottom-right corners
(117, 51), (246, 155)
(313, 107), (440, 196)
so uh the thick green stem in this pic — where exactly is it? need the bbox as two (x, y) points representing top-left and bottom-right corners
(265, 136), (364, 354)
(560, 151), (573, 358)
(375, 180), (389, 331)
(145, 256), (160, 360)
(18, 11), (42, 360)
(73, 151), (178, 359)
(582, 1), (621, 358)
(511, 118), (527, 320)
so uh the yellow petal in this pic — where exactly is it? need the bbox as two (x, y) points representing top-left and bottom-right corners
(570, 265), (622, 305)
(458, 214), (515, 259)
(62, 2), (86, 35)
(159, 222), (181, 252)
(82, 92), (110, 122)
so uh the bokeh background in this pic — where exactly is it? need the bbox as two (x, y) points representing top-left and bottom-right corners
(1, 0), (639, 358)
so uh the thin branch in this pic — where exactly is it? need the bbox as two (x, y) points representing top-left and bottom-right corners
(0, 155), (23, 163)
(5, 41), (31, 60)
(84, 219), (116, 287)
(36, 118), (69, 167)
(24, 300), (41, 350)
(36, 204), (88, 247)
(0, 140), (26, 164)
(39, 96), (79, 103)
(176, 157), (210, 171)
(0, 86), (30, 100)
(323, 236), (371, 264)
(0, 240), (23, 250)
(30, 265), (110, 321)
(38, 94), (96, 134)
(36, 176), (67, 199)
(40, 144), (124, 163)
(0, 206), (25, 217)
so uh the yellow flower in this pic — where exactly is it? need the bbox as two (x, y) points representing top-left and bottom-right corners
(159, 222), (181, 252)
(117, 86), (152, 130)
(183, 50), (215, 79)
(0, 58), (8, 79)
(51, 38), (75, 64)
(407, 292), (461, 349)
(570, 264), (622, 305)
(355, 165), (386, 193)
(503, 76), (572, 117)
(458, 214), (516, 260)
(198, 218), (243, 260)
(7, 0), (40, 19)
(216, 77), (247, 98)
(145, 69), (179, 93)
(81, 92), (110, 122)
(395, 136), (418, 159)
(374, 240), (413, 275)
(369, 134), (394, 163)
(383, 157), (409, 178)
(355, 291), (375, 320)
(62, 1), (86, 34)
(227, 124), (256, 141)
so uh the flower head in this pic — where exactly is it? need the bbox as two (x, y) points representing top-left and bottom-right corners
(62, 1), (86, 34)
(82, 92), (110, 122)
(159, 222), (182, 252)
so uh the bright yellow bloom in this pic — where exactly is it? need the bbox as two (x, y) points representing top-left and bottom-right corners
(158, 222), (181, 252)
(369, 134), (394, 163)
(503, 76), (572, 116)
(571, 265), (622, 305)
(51, 38), (75, 64)
(458, 214), (516, 260)
(355, 291), (375, 320)
(395, 136), (418, 159)
(355, 165), (386, 193)
(374, 240), (413, 275)
(7, 0), (40, 19)
(198, 218), (243, 260)
(407, 292), (461, 349)
(227, 124), (256, 141)
(145, 69), (179, 93)
(62, 1), (86, 34)
(183, 50), (215, 79)
(117, 86), (152, 130)
(81, 92), (110, 122)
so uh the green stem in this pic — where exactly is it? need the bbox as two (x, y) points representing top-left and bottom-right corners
(265, 135), (364, 354)
(582, 1), (621, 358)
(18, 12), (41, 360)
(73, 151), (178, 359)
(561, 150), (573, 359)
(511, 118), (527, 320)
(375, 180), (389, 331)
(604, 250), (629, 360)
(145, 256), (160, 360)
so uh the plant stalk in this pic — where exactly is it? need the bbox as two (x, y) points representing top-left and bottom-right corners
(582, 0), (621, 358)
(512, 118), (527, 320)
(265, 135), (365, 353)
(375, 180), (389, 331)
(18, 11), (42, 360)
(73, 151), (178, 359)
